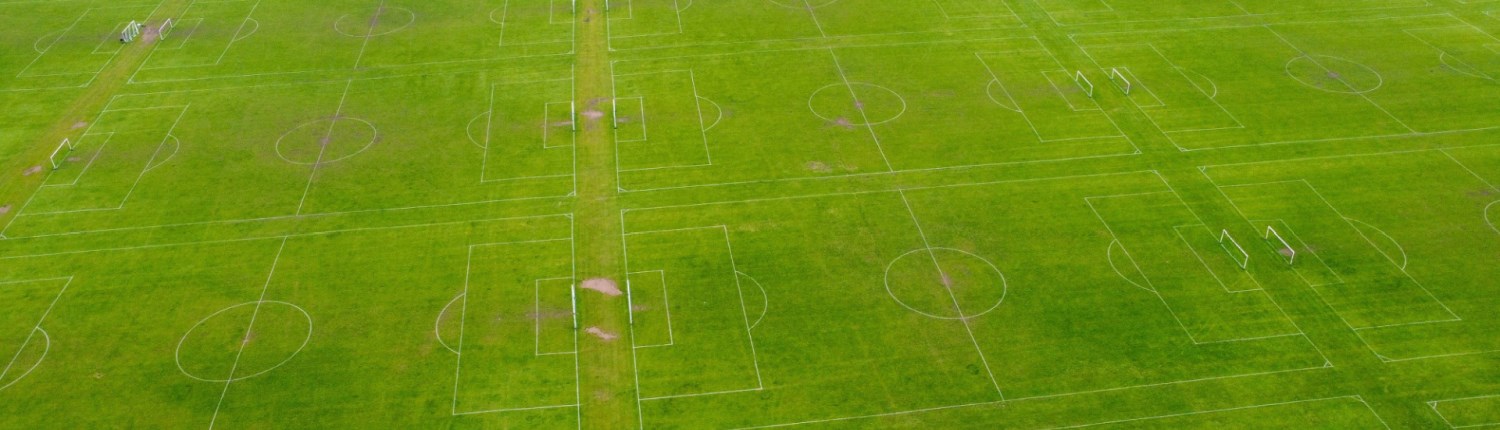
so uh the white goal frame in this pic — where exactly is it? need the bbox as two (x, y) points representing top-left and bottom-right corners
(158, 18), (174, 40)
(48, 138), (74, 170)
(1109, 68), (1132, 95)
(1074, 70), (1095, 98)
(122, 20), (142, 43)
(1219, 229), (1249, 270)
(1265, 226), (1296, 265)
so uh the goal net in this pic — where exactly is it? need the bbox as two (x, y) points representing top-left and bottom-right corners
(121, 20), (142, 43)
(1219, 229), (1249, 270)
(48, 138), (74, 170)
(1109, 68), (1132, 95)
(158, 18), (175, 40)
(1073, 70), (1095, 98)
(1264, 226), (1296, 265)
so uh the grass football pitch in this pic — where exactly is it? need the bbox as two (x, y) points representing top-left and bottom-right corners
(3, 0), (1500, 428)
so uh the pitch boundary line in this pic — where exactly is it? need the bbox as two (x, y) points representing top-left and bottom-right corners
(1038, 395), (1389, 430)
(729, 366), (1336, 429)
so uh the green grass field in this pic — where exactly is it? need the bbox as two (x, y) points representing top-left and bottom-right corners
(2, 0), (1500, 428)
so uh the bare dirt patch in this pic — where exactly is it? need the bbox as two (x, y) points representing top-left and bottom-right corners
(0, 205), (10, 215)
(585, 326), (618, 341)
(581, 278), (622, 296)
(141, 24), (160, 43)
(1278, 247), (1296, 257)
(71, 121), (87, 130)
(805, 161), (832, 173)
(22, 166), (43, 176)
(829, 117), (855, 130)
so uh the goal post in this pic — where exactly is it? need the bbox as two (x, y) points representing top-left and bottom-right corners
(1109, 68), (1132, 95)
(1265, 226), (1296, 265)
(1073, 70), (1095, 98)
(158, 18), (174, 40)
(48, 138), (73, 170)
(624, 279), (635, 325)
(121, 20), (142, 43)
(569, 283), (579, 329)
(1219, 229), (1249, 270)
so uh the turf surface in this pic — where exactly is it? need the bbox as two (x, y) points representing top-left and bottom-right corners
(1, 0), (1500, 428)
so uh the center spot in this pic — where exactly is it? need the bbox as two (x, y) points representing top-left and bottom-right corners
(884, 248), (1007, 320)
(809, 82), (906, 127)
(275, 117), (377, 165)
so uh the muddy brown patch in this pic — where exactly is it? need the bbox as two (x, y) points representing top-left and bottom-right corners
(830, 117), (855, 130)
(805, 161), (832, 173)
(71, 121), (87, 130)
(22, 166), (43, 176)
(585, 327), (618, 341)
(581, 278), (622, 296)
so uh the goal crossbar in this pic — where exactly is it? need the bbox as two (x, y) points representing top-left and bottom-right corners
(1219, 229), (1249, 270)
(48, 138), (74, 170)
(1265, 226), (1296, 265)
(1109, 68), (1132, 95)
(1073, 70), (1095, 98)
(159, 18), (174, 40)
(122, 20), (142, 43)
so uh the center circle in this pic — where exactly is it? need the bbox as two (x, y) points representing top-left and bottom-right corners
(334, 6), (416, 37)
(275, 117), (377, 165)
(809, 82), (907, 127)
(1285, 55), (1382, 94)
(175, 301), (313, 383)
(883, 248), (1007, 320)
